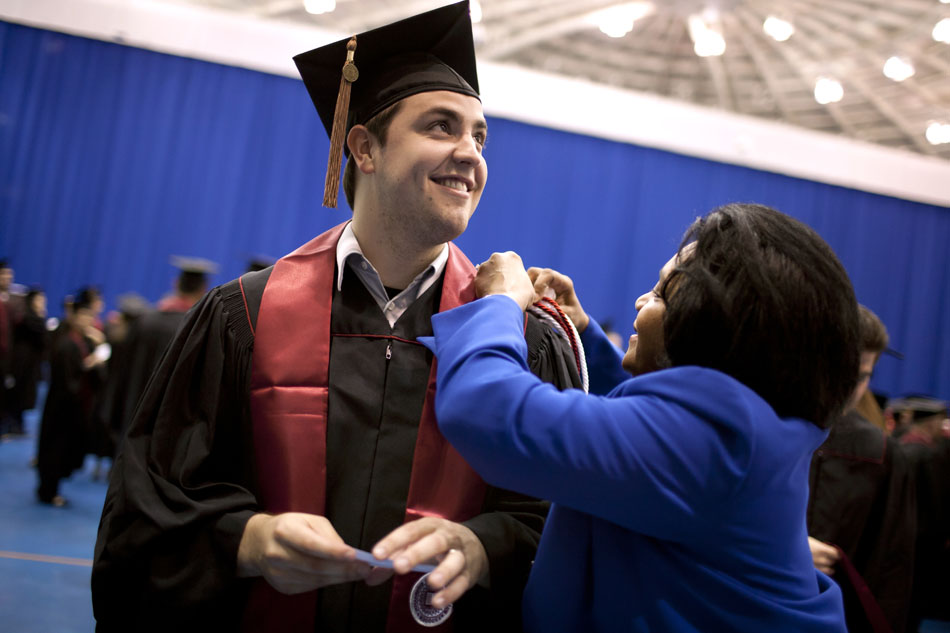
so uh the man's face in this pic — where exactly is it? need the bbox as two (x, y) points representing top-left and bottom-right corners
(622, 253), (678, 376)
(366, 90), (488, 247)
(73, 307), (95, 331)
(0, 267), (12, 292)
(847, 351), (878, 412)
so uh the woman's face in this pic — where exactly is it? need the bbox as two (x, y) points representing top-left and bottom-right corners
(622, 253), (678, 376)
(29, 293), (47, 317)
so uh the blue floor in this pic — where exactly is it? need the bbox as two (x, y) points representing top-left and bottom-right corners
(0, 404), (107, 633)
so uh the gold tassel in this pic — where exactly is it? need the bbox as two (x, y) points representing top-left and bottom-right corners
(323, 36), (358, 208)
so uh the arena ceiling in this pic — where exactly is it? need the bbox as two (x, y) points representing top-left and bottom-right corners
(128, 0), (950, 159)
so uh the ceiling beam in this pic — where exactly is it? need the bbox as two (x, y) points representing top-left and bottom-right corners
(723, 12), (802, 124)
(734, 7), (863, 139)
(478, 0), (648, 60)
(789, 6), (938, 154)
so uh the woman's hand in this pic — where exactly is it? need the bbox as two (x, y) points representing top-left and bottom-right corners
(527, 267), (590, 333)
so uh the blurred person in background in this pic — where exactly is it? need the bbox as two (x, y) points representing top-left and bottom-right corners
(1, 258), (26, 437)
(104, 257), (214, 444)
(892, 397), (950, 630)
(36, 289), (107, 506)
(4, 287), (50, 439)
(807, 305), (916, 633)
(93, 293), (150, 474)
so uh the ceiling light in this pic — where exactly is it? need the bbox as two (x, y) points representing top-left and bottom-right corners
(814, 77), (843, 104)
(470, 0), (483, 24)
(303, 0), (335, 15)
(934, 18), (950, 43)
(883, 56), (915, 82)
(763, 16), (794, 42)
(688, 15), (726, 57)
(926, 122), (950, 145)
(587, 3), (654, 39)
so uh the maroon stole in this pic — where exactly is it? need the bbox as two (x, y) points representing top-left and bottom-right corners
(156, 295), (196, 312)
(242, 222), (487, 632)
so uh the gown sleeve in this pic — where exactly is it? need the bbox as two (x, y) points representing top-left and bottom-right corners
(92, 282), (259, 630)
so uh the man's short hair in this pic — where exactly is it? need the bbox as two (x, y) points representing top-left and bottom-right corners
(342, 100), (404, 209)
(857, 304), (889, 358)
(177, 271), (207, 296)
(660, 203), (860, 428)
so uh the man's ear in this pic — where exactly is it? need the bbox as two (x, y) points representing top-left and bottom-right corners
(347, 125), (376, 175)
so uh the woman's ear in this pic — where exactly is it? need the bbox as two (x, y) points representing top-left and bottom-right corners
(347, 125), (376, 175)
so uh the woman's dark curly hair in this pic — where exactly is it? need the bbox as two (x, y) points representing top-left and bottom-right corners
(659, 203), (860, 428)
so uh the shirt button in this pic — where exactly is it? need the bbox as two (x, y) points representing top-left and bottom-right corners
(361, 262), (368, 270)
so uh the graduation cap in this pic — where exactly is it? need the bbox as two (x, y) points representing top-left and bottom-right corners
(117, 293), (150, 318)
(293, 0), (480, 208)
(170, 255), (219, 275)
(886, 396), (949, 421)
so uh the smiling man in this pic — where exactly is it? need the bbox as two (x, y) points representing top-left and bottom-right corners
(92, 2), (581, 632)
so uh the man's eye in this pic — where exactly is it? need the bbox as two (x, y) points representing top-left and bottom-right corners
(431, 121), (450, 133)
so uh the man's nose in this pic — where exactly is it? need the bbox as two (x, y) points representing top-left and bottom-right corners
(453, 134), (482, 165)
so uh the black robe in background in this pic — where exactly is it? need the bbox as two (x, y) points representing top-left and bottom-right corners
(93, 265), (581, 632)
(10, 307), (47, 415)
(37, 330), (93, 501)
(808, 410), (917, 633)
(902, 436), (950, 626)
(103, 307), (189, 447)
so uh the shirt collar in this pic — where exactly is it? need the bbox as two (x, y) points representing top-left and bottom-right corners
(335, 221), (449, 295)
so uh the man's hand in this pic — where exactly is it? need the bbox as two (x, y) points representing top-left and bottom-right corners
(808, 536), (840, 575)
(475, 252), (534, 311)
(236, 512), (370, 594)
(371, 517), (489, 609)
(527, 267), (590, 333)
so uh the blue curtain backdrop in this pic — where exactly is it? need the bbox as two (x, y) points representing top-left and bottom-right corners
(2, 21), (948, 401)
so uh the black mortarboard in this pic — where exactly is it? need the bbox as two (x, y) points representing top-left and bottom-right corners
(293, 0), (480, 208)
(117, 293), (150, 318)
(169, 255), (219, 276)
(886, 396), (950, 421)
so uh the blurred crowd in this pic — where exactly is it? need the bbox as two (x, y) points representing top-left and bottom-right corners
(0, 255), (229, 505)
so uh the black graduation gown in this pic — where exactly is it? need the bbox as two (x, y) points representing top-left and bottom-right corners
(93, 266), (581, 632)
(105, 307), (189, 445)
(10, 308), (47, 414)
(37, 330), (93, 500)
(902, 436), (950, 625)
(807, 410), (917, 633)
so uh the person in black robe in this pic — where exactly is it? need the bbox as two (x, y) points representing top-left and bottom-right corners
(93, 293), (149, 463)
(893, 397), (950, 630)
(104, 258), (214, 444)
(807, 306), (916, 633)
(0, 257), (25, 436)
(8, 287), (49, 435)
(36, 291), (106, 505)
(93, 4), (583, 631)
